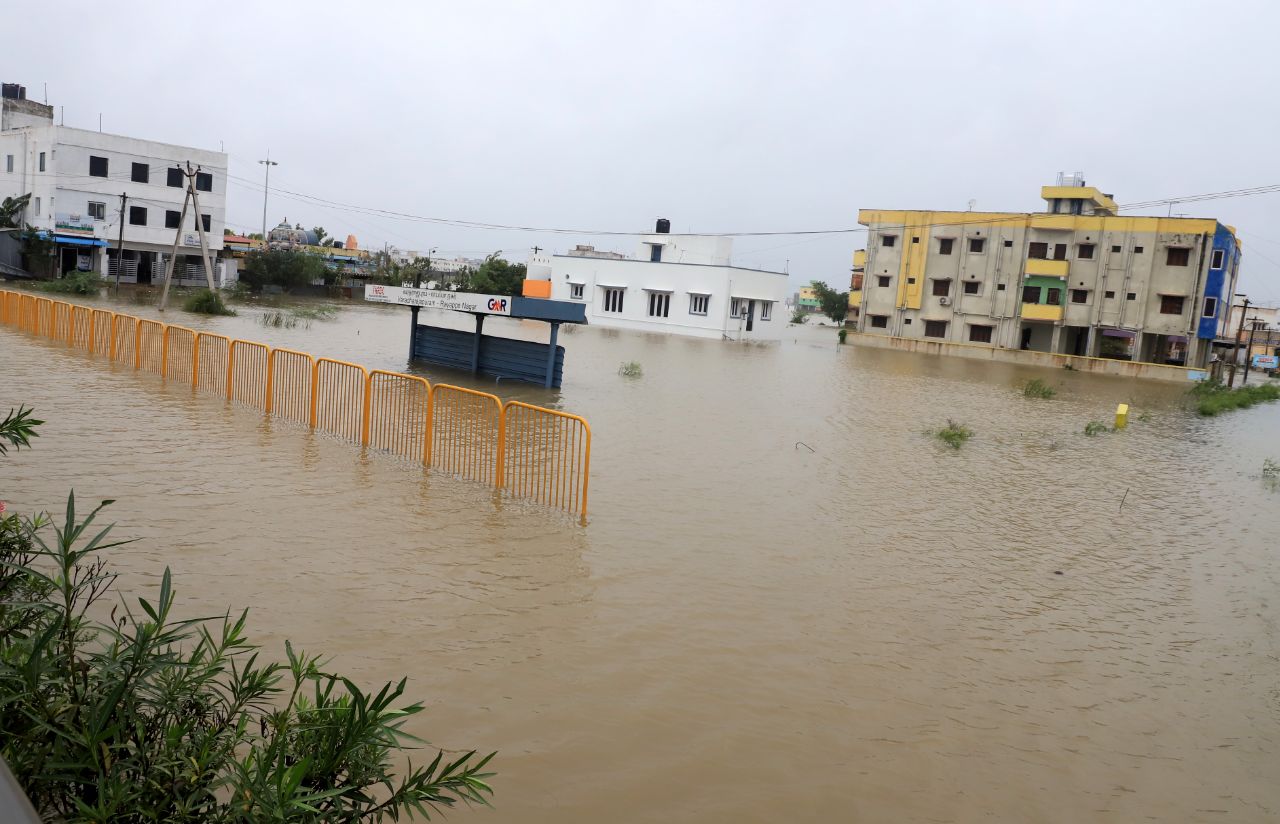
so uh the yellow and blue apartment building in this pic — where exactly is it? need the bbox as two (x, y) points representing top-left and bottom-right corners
(851, 181), (1241, 368)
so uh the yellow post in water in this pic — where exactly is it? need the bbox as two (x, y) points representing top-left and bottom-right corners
(1115, 403), (1129, 429)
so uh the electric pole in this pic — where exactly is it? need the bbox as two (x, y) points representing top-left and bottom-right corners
(258, 153), (277, 240)
(1242, 317), (1260, 386)
(1228, 296), (1249, 387)
(158, 162), (218, 310)
(114, 192), (128, 294)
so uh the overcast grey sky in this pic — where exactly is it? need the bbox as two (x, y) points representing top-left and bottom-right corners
(12, 0), (1280, 301)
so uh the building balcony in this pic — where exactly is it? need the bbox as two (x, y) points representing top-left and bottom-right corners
(1025, 258), (1069, 277)
(1021, 302), (1063, 322)
(848, 290), (862, 308)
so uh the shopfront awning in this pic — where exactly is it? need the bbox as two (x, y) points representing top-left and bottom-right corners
(53, 234), (106, 247)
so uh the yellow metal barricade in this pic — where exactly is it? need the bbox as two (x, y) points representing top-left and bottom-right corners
(51, 301), (72, 343)
(367, 370), (432, 463)
(0, 290), (14, 325)
(501, 401), (592, 518)
(165, 325), (197, 385)
(35, 298), (54, 337)
(195, 333), (231, 396)
(312, 358), (368, 443)
(70, 305), (93, 351)
(19, 294), (37, 333)
(90, 309), (113, 355)
(430, 384), (502, 485)
(267, 348), (314, 425)
(136, 319), (166, 374)
(109, 314), (138, 364)
(228, 340), (269, 410)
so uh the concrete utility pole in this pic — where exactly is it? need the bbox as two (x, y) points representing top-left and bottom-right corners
(258, 153), (277, 240)
(113, 192), (127, 294)
(1228, 296), (1250, 387)
(1242, 317), (1260, 386)
(158, 162), (218, 310)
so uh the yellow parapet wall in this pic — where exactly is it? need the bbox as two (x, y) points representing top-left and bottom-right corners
(0, 288), (592, 519)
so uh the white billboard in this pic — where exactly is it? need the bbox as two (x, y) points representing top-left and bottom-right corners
(363, 284), (512, 316)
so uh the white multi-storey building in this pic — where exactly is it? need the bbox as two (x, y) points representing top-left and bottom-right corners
(0, 82), (228, 285)
(523, 219), (789, 341)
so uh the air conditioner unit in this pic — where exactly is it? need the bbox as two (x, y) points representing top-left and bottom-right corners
(938, 296), (951, 306)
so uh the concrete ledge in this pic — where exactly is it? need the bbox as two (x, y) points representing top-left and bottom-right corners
(846, 331), (1207, 383)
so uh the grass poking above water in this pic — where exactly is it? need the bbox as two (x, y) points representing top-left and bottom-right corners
(1192, 381), (1280, 416)
(1022, 378), (1057, 399)
(1083, 420), (1110, 436)
(618, 361), (643, 378)
(933, 419), (973, 449)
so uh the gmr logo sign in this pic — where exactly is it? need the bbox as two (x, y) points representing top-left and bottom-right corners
(487, 298), (508, 312)
(369, 285), (386, 297)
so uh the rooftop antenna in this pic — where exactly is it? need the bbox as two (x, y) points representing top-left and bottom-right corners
(98, 113), (102, 133)
(43, 83), (47, 103)
(967, 198), (976, 211)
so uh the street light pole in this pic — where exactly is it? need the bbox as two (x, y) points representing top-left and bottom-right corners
(258, 153), (278, 241)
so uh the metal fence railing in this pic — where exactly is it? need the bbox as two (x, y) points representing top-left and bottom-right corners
(0, 289), (591, 518)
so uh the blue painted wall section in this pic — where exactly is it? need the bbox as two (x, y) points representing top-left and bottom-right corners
(413, 324), (565, 387)
(1198, 223), (1238, 339)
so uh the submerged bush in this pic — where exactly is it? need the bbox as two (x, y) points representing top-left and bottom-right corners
(36, 270), (105, 295)
(182, 288), (236, 315)
(1083, 420), (1110, 436)
(837, 328), (848, 344)
(1194, 382), (1280, 416)
(790, 309), (807, 325)
(933, 419), (973, 449)
(1022, 378), (1057, 399)
(618, 361), (643, 378)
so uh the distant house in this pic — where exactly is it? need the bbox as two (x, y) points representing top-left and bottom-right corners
(523, 219), (789, 341)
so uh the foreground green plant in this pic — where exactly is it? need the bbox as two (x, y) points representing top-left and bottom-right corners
(1192, 381), (1280, 416)
(0, 412), (494, 821)
(34, 270), (105, 295)
(1022, 378), (1057, 399)
(933, 419), (973, 449)
(0, 405), (42, 455)
(0, 496), (494, 822)
(182, 288), (236, 316)
(618, 361), (643, 378)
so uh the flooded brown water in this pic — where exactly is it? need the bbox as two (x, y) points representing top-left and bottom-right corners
(3, 287), (1280, 822)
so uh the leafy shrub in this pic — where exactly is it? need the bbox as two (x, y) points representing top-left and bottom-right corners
(36, 270), (105, 295)
(1083, 420), (1110, 436)
(1195, 382), (1280, 416)
(0, 409), (495, 821)
(1263, 458), (1279, 478)
(790, 309), (807, 325)
(182, 288), (236, 315)
(933, 419), (973, 449)
(618, 361), (643, 378)
(1022, 378), (1057, 399)
(838, 328), (848, 344)
(241, 249), (332, 291)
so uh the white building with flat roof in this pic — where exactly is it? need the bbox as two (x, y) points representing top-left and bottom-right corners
(524, 219), (788, 341)
(0, 82), (228, 285)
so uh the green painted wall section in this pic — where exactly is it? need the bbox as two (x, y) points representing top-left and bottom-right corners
(1023, 274), (1066, 304)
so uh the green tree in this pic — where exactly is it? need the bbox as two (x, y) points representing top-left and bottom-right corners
(0, 193), (31, 229)
(808, 280), (849, 324)
(311, 226), (329, 247)
(459, 253), (526, 296)
(241, 249), (330, 292)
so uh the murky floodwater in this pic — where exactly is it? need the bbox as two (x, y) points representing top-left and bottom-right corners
(3, 287), (1279, 822)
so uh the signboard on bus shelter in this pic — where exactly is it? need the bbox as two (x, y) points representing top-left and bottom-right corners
(1252, 354), (1279, 370)
(363, 284), (512, 316)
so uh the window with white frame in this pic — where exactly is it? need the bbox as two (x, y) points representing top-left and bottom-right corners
(1203, 296), (1218, 318)
(88, 201), (105, 220)
(1210, 249), (1225, 269)
(647, 291), (670, 318)
(689, 293), (709, 315)
(760, 301), (773, 321)
(570, 282), (584, 300)
(730, 298), (748, 318)
(602, 287), (624, 313)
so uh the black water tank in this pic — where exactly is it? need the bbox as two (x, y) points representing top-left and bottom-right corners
(2, 84), (25, 101)
(655, 218), (670, 234)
